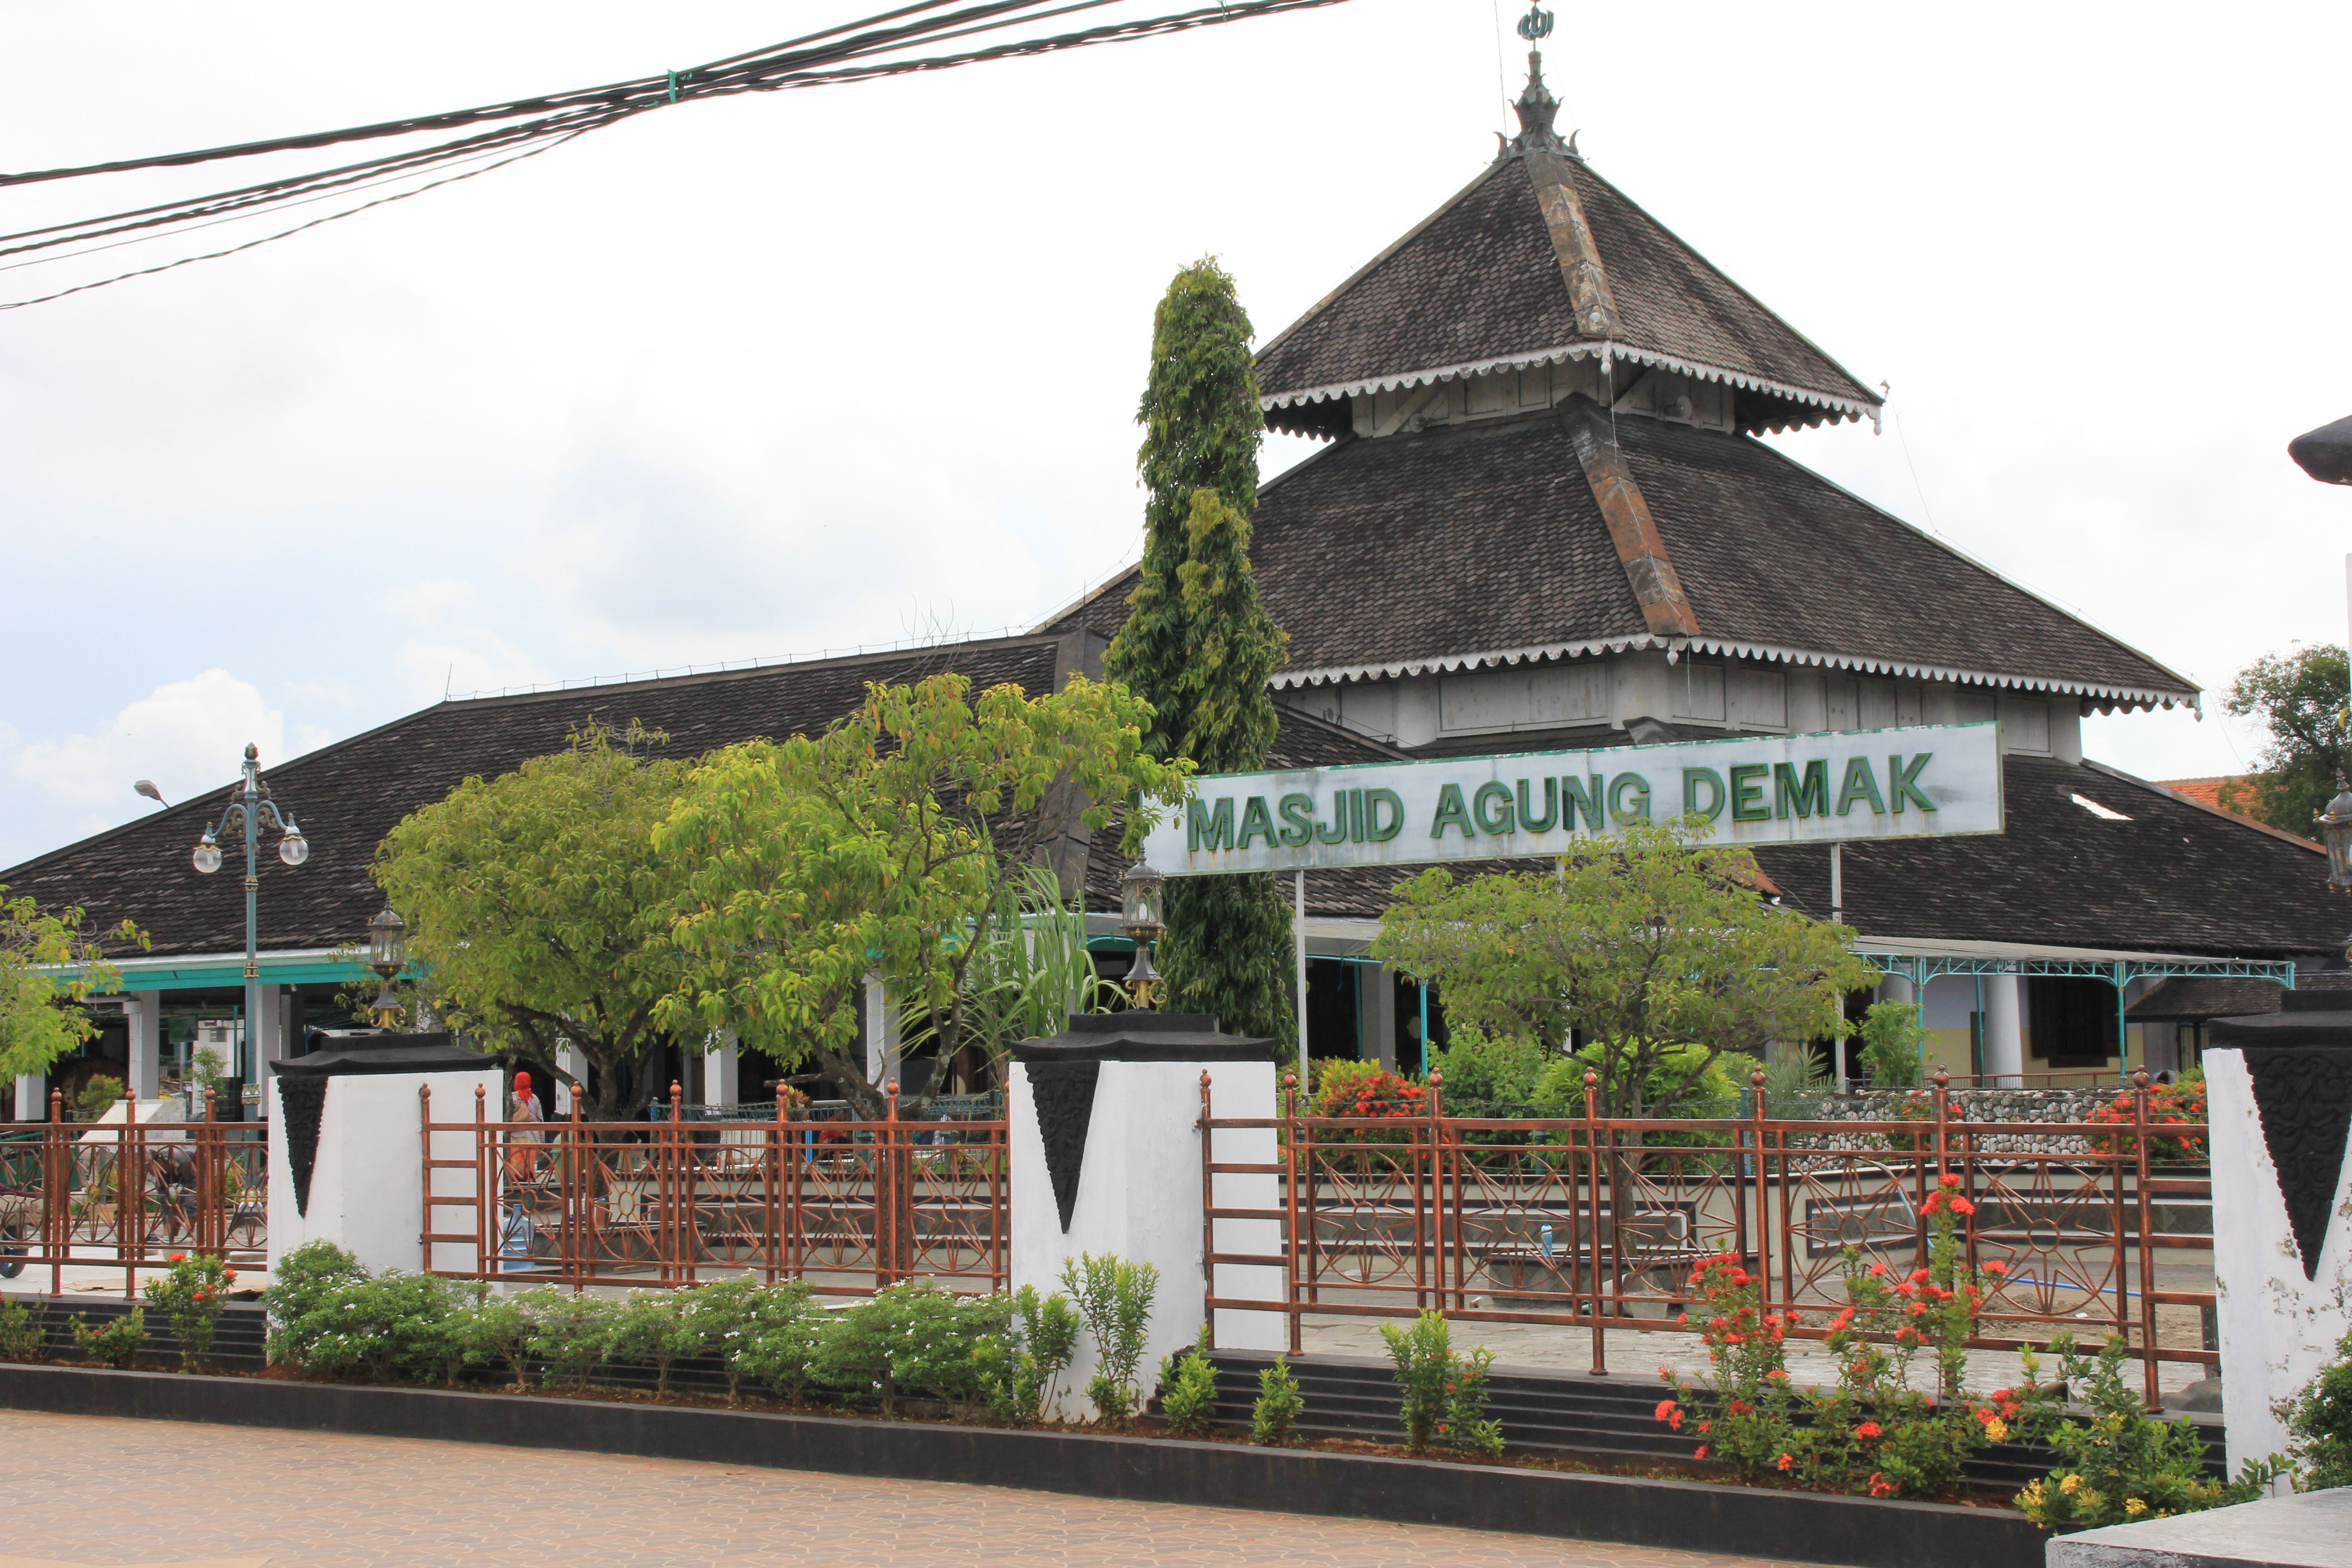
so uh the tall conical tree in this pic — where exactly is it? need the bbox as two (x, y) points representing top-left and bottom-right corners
(1106, 258), (1295, 1055)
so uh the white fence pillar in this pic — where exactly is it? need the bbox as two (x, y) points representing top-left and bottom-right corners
(1009, 1014), (1282, 1420)
(2207, 995), (2352, 1471)
(268, 1033), (501, 1278)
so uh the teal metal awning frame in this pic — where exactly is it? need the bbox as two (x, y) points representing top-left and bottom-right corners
(1852, 941), (2295, 1084)
(58, 948), (383, 996)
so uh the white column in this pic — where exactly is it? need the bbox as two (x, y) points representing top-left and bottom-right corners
(125, 991), (162, 1101)
(1983, 973), (2024, 1086)
(554, 1043), (584, 1115)
(1877, 974), (1917, 1006)
(864, 972), (899, 1086)
(705, 1032), (740, 1106)
(12, 1074), (43, 1122)
(252, 985), (285, 1117)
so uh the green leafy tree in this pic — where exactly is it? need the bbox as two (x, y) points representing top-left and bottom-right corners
(2284, 1327), (2352, 1489)
(607, 1289), (710, 1399)
(657, 674), (1185, 1117)
(1856, 1000), (1925, 1088)
(1372, 818), (1875, 1118)
(2220, 642), (2349, 836)
(0, 888), (143, 1084)
(1103, 257), (1294, 1053)
(373, 723), (695, 1119)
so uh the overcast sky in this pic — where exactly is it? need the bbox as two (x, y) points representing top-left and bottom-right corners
(2, 0), (2347, 873)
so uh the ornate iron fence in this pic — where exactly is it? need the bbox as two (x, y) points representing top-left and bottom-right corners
(0, 1090), (266, 1296)
(420, 1083), (1008, 1296)
(1200, 1069), (2208, 1408)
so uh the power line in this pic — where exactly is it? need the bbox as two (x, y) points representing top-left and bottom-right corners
(0, 0), (1350, 309)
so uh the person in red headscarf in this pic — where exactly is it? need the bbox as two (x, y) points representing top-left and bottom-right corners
(505, 1069), (547, 1183)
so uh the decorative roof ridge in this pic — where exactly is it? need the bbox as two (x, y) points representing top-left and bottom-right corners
(2081, 759), (2324, 856)
(1259, 339), (1882, 426)
(1269, 634), (2197, 711)
(1735, 435), (2202, 703)
(1569, 156), (1883, 414)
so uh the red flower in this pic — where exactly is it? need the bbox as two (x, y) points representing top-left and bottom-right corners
(1869, 1474), (1898, 1498)
(1855, 1421), (1882, 1439)
(169, 1252), (186, 1264)
(1655, 1398), (1679, 1423)
(1938, 1172), (1960, 1188)
(1868, 1261), (1888, 1277)
(1777, 1452), (1794, 1471)
(1984, 1260), (2007, 1275)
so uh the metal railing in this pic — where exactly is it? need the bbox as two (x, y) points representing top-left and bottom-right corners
(0, 1089), (267, 1296)
(421, 1082), (1008, 1296)
(1201, 1068), (2208, 1409)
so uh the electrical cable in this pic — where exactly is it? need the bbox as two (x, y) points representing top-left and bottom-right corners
(0, 0), (1350, 309)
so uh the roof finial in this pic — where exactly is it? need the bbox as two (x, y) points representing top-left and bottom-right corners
(1508, 5), (1570, 157)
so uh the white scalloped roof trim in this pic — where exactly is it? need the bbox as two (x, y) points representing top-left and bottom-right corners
(1259, 340), (1884, 427)
(1270, 634), (2200, 714)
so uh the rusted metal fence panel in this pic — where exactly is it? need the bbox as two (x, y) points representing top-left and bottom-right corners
(421, 1083), (1008, 1297)
(1202, 1069), (2206, 1406)
(0, 1089), (266, 1297)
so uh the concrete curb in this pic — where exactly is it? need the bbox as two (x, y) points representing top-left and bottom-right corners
(0, 1363), (2043, 1568)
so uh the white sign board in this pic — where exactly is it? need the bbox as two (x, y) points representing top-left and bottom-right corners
(1142, 723), (2004, 877)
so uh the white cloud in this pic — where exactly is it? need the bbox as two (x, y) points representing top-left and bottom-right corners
(385, 577), (479, 627)
(10, 670), (301, 811)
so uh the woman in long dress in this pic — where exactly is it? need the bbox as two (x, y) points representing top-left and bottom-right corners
(506, 1070), (547, 1183)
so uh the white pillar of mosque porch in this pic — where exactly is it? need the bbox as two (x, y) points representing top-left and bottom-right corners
(554, 1043), (585, 1114)
(1361, 963), (1399, 1071)
(705, 1032), (740, 1107)
(864, 972), (899, 1088)
(12, 1073), (42, 1122)
(125, 991), (162, 1102)
(1983, 973), (2024, 1087)
(252, 985), (286, 1117)
(1009, 1016), (1284, 1421)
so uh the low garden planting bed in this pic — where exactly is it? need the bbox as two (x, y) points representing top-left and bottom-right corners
(0, 1358), (2043, 1568)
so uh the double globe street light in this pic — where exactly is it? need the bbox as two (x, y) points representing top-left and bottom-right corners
(190, 743), (312, 1098)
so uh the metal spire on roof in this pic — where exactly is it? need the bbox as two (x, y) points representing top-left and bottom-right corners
(1507, 5), (1574, 158)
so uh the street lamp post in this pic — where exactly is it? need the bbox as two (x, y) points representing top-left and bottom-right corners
(190, 743), (311, 1096)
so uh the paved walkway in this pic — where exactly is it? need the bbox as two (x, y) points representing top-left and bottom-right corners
(0, 1410), (1837, 1568)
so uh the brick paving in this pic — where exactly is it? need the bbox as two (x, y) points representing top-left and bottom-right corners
(0, 1409), (1840, 1568)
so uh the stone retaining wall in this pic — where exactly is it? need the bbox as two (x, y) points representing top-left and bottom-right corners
(1814, 1087), (2120, 1155)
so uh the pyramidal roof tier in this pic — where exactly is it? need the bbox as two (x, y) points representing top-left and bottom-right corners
(1254, 48), (1883, 439)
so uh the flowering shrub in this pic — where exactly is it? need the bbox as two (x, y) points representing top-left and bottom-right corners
(1655, 1253), (1808, 1479)
(2015, 1334), (2287, 1531)
(1656, 1176), (2009, 1499)
(1381, 1310), (1504, 1457)
(143, 1251), (234, 1373)
(2084, 1076), (2206, 1166)
(1805, 1175), (2004, 1498)
(1312, 1065), (1428, 1147)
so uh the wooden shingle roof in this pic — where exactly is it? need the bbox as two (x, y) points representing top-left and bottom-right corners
(1253, 143), (1882, 436)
